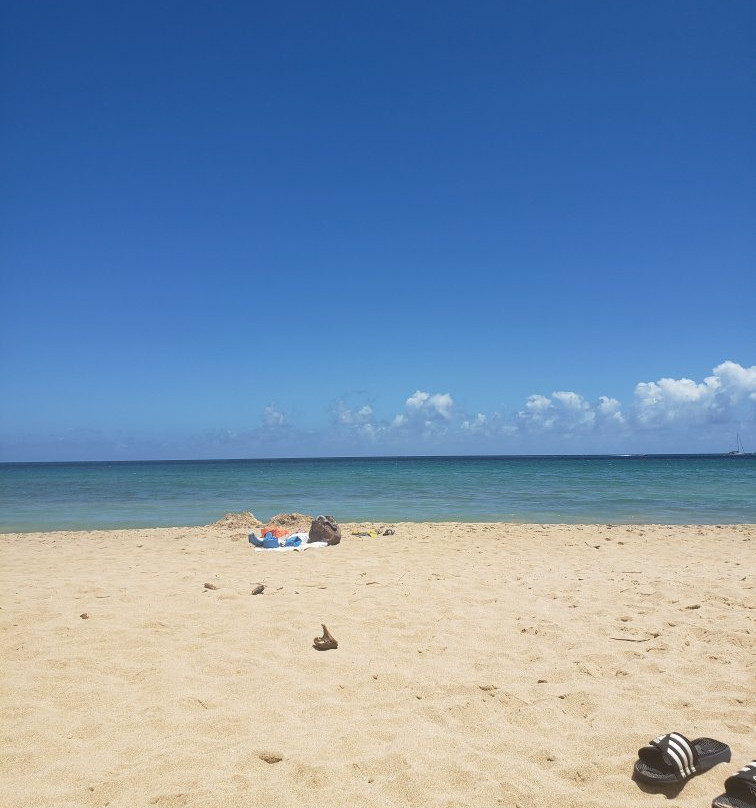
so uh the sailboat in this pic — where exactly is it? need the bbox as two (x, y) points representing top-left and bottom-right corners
(726, 433), (749, 456)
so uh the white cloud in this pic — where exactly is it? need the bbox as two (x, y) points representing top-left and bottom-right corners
(330, 391), (459, 442)
(322, 361), (754, 451)
(525, 394), (551, 412)
(597, 396), (625, 425)
(405, 391), (454, 421)
(391, 390), (456, 437)
(713, 360), (756, 391)
(335, 402), (373, 426)
(331, 399), (385, 441)
(459, 411), (515, 438)
(552, 391), (596, 427)
(461, 413), (488, 433)
(255, 404), (303, 445)
(333, 392), (459, 443)
(633, 361), (756, 427)
(519, 395), (556, 430)
(263, 405), (285, 427)
(359, 422), (380, 438)
(517, 390), (624, 435)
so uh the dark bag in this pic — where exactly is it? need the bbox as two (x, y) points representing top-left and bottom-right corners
(308, 515), (341, 545)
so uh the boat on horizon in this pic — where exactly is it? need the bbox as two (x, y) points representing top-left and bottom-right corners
(726, 433), (752, 456)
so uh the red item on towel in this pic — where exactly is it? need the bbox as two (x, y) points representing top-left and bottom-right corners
(261, 526), (289, 539)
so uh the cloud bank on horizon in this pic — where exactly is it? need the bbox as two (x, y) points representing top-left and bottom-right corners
(3, 361), (755, 461)
(331, 360), (756, 447)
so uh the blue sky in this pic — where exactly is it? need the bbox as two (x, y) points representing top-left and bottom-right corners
(1, 1), (754, 461)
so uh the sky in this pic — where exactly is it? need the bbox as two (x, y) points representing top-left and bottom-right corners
(1, 0), (754, 461)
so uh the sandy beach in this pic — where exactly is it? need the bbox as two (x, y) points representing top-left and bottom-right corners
(1, 522), (753, 808)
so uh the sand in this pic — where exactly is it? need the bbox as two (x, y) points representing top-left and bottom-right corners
(1, 522), (753, 808)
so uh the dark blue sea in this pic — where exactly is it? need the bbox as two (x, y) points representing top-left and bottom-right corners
(1, 455), (755, 532)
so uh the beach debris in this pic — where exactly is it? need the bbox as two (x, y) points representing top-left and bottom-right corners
(251, 584), (265, 595)
(203, 582), (219, 590)
(313, 623), (338, 650)
(80, 613), (90, 619)
(309, 515), (341, 545)
(352, 526), (396, 537)
(258, 752), (283, 764)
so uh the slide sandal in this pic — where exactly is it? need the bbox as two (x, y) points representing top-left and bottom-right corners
(634, 732), (731, 784)
(712, 761), (756, 808)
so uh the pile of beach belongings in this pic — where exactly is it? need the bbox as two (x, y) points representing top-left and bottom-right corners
(351, 527), (396, 537)
(249, 515), (341, 551)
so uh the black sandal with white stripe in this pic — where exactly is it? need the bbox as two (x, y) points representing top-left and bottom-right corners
(633, 732), (731, 784)
(712, 761), (756, 808)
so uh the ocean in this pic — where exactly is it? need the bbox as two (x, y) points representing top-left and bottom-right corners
(1, 455), (755, 532)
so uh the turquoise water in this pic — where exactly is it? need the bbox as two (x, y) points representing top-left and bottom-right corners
(1, 455), (755, 532)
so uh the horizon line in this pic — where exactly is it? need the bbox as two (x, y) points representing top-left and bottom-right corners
(2, 451), (752, 465)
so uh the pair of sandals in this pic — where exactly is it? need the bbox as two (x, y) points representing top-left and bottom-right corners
(633, 732), (755, 807)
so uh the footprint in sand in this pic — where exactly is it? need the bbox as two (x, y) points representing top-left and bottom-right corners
(149, 795), (189, 806)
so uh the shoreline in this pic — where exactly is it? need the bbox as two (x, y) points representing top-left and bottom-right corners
(4, 519), (756, 535)
(2, 523), (753, 807)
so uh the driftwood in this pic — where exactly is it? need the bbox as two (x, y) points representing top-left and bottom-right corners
(313, 624), (338, 651)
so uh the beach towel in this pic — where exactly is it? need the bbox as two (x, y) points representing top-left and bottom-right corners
(249, 532), (326, 551)
(253, 541), (329, 552)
